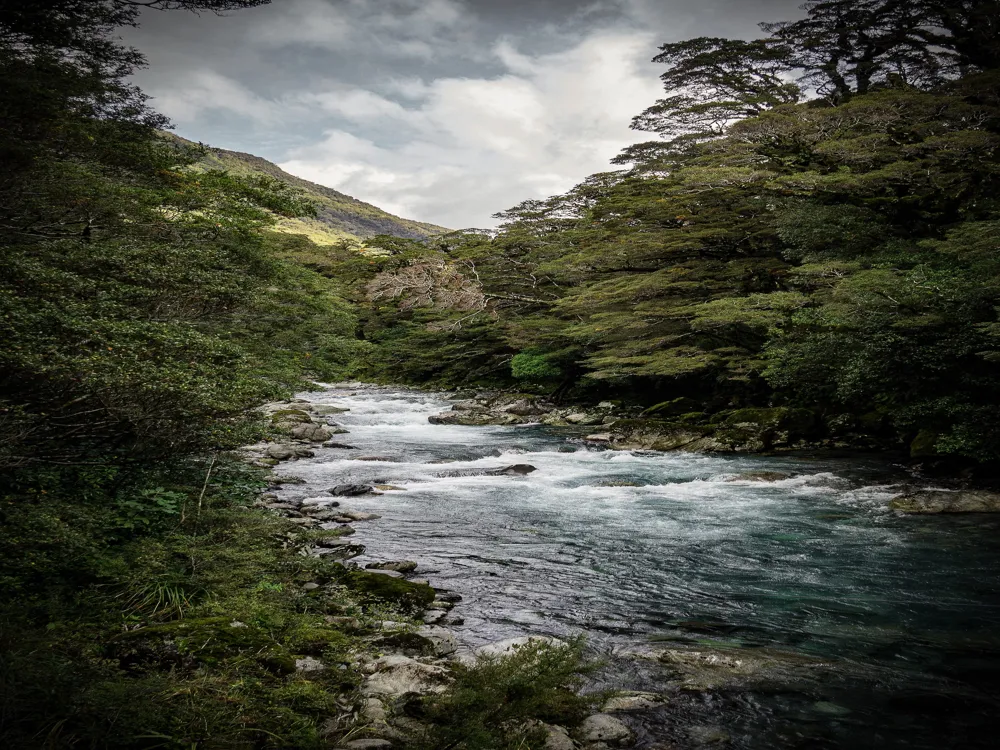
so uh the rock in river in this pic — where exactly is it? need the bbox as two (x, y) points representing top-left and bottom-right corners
(328, 484), (374, 497)
(890, 489), (1000, 514)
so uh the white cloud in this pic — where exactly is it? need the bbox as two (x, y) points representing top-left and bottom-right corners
(153, 70), (282, 125)
(279, 30), (662, 228)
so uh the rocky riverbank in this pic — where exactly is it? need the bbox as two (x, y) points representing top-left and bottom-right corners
(239, 390), (642, 749)
(427, 393), (894, 454)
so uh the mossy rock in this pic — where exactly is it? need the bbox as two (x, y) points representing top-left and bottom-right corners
(344, 570), (436, 610)
(270, 409), (312, 424)
(717, 407), (816, 433)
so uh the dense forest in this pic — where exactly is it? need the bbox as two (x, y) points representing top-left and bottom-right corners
(1, 0), (999, 747)
(345, 0), (1000, 476)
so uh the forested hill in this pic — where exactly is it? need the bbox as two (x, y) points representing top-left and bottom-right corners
(180, 136), (448, 243)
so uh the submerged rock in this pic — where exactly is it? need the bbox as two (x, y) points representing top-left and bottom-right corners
(890, 489), (1000, 514)
(725, 471), (792, 482)
(653, 645), (834, 691)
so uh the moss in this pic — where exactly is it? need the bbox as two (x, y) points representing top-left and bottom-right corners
(344, 570), (436, 610)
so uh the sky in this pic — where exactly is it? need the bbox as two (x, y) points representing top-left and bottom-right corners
(126, 0), (805, 229)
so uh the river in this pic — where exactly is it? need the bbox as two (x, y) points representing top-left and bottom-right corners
(276, 384), (1000, 749)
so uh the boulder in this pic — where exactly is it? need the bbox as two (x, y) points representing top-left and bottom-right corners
(602, 692), (664, 712)
(334, 510), (381, 522)
(417, 626), (460, 656)
(366, 560), (418, 573)
(584, 433), (613, 443)
(890, 490), (1000, 514)
(266, 444), (296, 460)
(361, 654), (450, 697)
(290, 423), (334, 442)
(489, 464), (537, 476)
(328, 484), (375, 497)
(577, 714), (633, 745)
(323, 442), (356, 449)
(374, 484), (406, 491)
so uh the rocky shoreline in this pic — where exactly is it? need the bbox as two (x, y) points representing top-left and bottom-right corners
(234, 384), (1000, 749)
(427, 391), (1000, 511)
(239, 389), (651, 750)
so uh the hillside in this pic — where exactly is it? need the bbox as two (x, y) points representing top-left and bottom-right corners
(178, 136), (449, 244)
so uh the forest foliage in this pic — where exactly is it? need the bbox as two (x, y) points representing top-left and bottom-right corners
(352, 0), (1000, 467)
(2, 0), (1000, 747)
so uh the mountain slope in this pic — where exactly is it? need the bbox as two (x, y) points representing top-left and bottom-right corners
(177, 136), (448, 243)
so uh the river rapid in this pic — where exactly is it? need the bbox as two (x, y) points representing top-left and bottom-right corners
(276, 384), (1000, 749)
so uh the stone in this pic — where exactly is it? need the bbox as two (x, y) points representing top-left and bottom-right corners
(422, 609), (448, 625)
(585, 433), (613, 443)
(266, 444), (296, 460)
(434, 591), (463, 603)
(287, 517), (317, 526)
(363, 568), (404, 579)
(335, 510), (381, 522)
(890, 490), (1000, 514)
(417, 626), (460, 656)
(323, 442), (356, 449)
(489, 464), (537, 476)
(361, 654), (450, 697)
(602, 692), (664, 712)
(542, 723), (576, 750)
(577, 714), (633, 745)
(374, 484), (406, 491)
(290, 423), (333, 442)
(359, 697), (388, 723)
(302, 582), (320, 591)
(366, 560), (418, 573)
(328, 484), (375, 497)
(295, 656), (325, 674)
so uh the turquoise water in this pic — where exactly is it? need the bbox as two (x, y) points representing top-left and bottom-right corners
(278, 386), (1000, 748)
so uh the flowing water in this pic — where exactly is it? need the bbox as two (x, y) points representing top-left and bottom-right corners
(277, 385), (1000, 749)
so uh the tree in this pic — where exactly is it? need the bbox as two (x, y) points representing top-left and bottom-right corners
(760, 0), (976, 103)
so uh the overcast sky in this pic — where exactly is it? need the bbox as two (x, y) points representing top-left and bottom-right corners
(126, 0), (804, 229)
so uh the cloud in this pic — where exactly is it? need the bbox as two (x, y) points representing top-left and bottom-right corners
(279, 30), (662, 228)
(253, 0), (472, 59)
(153, 70), (282, 125)
(129, 0), (807, 227)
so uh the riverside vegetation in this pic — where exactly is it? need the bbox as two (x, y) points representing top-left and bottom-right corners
(1, 1), (999, 748)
